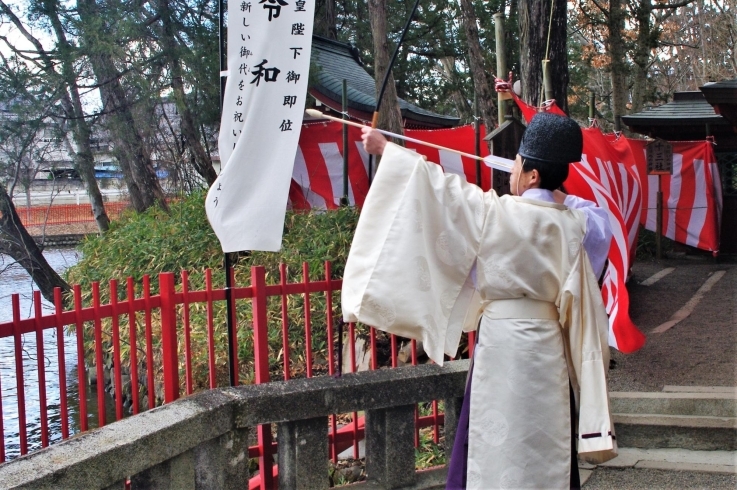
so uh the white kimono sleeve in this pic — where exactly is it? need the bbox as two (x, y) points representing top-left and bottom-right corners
(564, 194), (612, 278)
(559, 248), (618, 463)
(342, 143), (487, 365)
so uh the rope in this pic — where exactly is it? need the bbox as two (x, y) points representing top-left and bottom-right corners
(544, 0), (555, 61)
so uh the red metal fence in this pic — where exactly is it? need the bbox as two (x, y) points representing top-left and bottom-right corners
(17, 202), (130, 227)
(0, 262), (475, 489)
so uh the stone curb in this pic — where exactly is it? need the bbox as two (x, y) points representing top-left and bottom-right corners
(613, 413), (737, 429)
(596, 448), (737, 474)
(613, 413), (737, 451)
(610, 391), (737, 417)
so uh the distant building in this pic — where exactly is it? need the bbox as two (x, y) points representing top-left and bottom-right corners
(623, 81), (737, 254)
(1, 99), (189, 197)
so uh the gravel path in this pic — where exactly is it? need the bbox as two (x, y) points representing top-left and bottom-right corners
(584, 467), (737, 489)
(608, 256), (737, 392)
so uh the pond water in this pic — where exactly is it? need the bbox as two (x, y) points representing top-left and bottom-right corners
(0, 248), (116, 460)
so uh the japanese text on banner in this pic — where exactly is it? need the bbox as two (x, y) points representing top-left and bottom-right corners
(206, 0), (315, 252)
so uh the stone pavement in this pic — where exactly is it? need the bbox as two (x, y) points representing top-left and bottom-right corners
(581, 255), (737, 488)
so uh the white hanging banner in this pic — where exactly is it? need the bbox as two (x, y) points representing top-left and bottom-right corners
(206, 0), (315, 252)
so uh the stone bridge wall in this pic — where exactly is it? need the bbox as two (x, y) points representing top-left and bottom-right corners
(0, 360), (470, 490)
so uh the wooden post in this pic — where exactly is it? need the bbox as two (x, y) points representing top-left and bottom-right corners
(494, 13), (507, 124)
(646, 138), (673, 261)
(542, 60), (553, 102)
(589, 91), (596, 120)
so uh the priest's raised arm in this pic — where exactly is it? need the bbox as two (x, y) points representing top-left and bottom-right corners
(341, 139), (487, 364)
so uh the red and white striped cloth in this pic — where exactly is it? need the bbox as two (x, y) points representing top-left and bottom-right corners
(618, 138), (722, 253)
(566, 127), (646, 353)
(289, 123), (491, 209)
(509, 91), (722, 254)
(511, 96), (646, 352)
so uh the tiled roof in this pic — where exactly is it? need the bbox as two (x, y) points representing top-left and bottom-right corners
(622, 92), (727, 127)
(310, 36), (459, 127)
(700, 78), (737, 105)
(702, 79), (737, 90)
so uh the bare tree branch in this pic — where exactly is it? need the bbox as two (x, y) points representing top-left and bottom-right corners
(652, 0), (695, 10)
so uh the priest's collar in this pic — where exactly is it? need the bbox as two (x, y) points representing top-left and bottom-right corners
(520, 188), (555, 203)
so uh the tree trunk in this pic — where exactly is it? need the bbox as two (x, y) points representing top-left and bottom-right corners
(440, 57), (473, 120)
(367, 0), (404, 137)
(157, 0), (218, 186)
(459, 0), (496, 131)
(0, 182), (70, 302)
(71, 122), (111, 230)
(78, 0), (169, 213)
(608, 0), (629, 129)
(42, 0), (111, 231)
(324, 0), (337, 40)
(631, 0), (653, 114)
(518, 0), (569, 113)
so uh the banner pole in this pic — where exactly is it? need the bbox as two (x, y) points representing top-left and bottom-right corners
(342, 79), (349, 205)
(218, 0), (237, 387)
(218, 0), (226, 109)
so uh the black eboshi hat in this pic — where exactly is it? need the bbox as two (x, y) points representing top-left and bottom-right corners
(518, 113), (583, 165)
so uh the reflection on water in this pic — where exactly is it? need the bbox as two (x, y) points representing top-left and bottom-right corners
(0, 249), (116, 460)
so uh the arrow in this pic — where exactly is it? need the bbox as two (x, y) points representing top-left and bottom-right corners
(305, 109), (513, 173)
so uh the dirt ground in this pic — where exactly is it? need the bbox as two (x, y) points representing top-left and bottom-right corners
(608, 254), (737, 392)
(26, 221), (100, 238)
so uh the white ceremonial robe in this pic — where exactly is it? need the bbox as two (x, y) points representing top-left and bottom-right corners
(342, 143), (617, 489)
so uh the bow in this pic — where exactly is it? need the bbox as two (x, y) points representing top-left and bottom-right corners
(367, 0), (422, 182)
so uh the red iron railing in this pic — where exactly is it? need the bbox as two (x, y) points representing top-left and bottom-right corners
(17, 202), (130, 227)
(0, 262), (475, 489)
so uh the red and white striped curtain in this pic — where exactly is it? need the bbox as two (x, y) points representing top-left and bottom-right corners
(566, 127), (646, 353)
(618, 138), (722, 253)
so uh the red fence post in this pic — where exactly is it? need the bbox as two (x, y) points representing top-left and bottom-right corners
(73, 285), (88, 432)
(92, 282), (106, 428)
(143, 275), (155, 410)
(33, 291), (49, 448)
(251, 266), (274, 489)
(251, 266), (270, 385)
(54, 287), (69, 439)
(0, 362), (4, 463)
(302, 262), (313, 378)
(159, 273), (179, 403)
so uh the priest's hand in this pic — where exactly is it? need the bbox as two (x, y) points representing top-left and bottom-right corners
(553, 189), (567, 204)
(361, 127), (387, 155)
